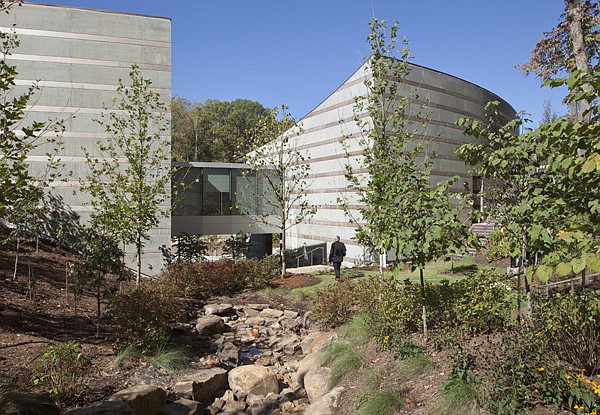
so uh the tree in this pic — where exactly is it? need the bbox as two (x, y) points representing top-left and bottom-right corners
(241, 105), (315, 277)
(517, 0), (599, 121)
(80, 65), (171, 286)
(71, 227), (126, 335)
(170, 98), (269, 163)
(342, 18), (475, 337)
(540, 98), (560, 125)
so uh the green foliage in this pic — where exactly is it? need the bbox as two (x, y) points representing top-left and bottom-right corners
(147, 344), (189, 375)
(478, 328), (568, 414)
(163, 257), (278, 297)
(107, 282), (179, 351)
(171, 97), (270, 162)
(565, 369), (600, 415)
(319, 341), (364, 387)
(223, 231), (249, 260)
(31, 341), (90, 405)
(171, 233), (209, 264)
(452, 269), (515, 334)
(80, 65), (171, 285)
(311, 278), (357, 327)
(532, 291), (600, 374)
(356, 389), (403, 415)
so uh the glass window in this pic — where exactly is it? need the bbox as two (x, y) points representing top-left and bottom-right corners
(172, 167), (202, 216)
(202, 168), (232, 215)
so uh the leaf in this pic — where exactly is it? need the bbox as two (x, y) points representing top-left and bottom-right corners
(581, 158), (596, 173)
(587, 256), (600, 273)
(555, 262), (572, 277)
(570, 257), (586, 274)
(535, 265), (552, 283)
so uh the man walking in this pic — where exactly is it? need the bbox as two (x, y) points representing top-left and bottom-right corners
(329, 236), (346, 281)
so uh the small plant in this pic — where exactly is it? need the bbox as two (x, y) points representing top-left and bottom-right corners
(312, 278), (357, 327)
(356, 389), (403, 415)
(565, 369), (600, 415)
(107, 282), (180, 351)
(320, 341), (364, 387)
(148, 344), (189, 375)
(31, 341), (90, 406)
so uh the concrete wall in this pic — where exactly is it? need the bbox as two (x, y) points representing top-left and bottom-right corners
(0, 3), (171, 275)
(284, 60), (515, 265)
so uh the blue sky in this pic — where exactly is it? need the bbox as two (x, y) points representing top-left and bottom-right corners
(43, 1), (568, 125)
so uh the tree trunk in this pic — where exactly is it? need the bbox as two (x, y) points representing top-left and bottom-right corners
(96, 280), (101, 337)
(419, 268), (428, 339)
(13, 235), (19, 282)
(136, 238), (142, 287)
(565, 0), (592, 122)
(280, 232), (286, 277)
(522, 229), (532, 317)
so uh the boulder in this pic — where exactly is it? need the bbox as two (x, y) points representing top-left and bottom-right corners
(195, 315), (225, 336)
(304, 366), (332, 403)
(204, 303), (235, 316)
(0, 390), (60, 415)
(246, 393), (279, 415)
(302, 331), (337, 355)
(109, 384), (166, 415)
(295, 352), (320, 388)
(158, 398), (200, 415)
(65, 401), (135, 415)
(181, 368), (228, 405)
(228, 365), (279, 396)
(304, 386), (344, 415)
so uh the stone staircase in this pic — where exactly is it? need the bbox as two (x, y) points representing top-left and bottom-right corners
(461, 219), (497, 257)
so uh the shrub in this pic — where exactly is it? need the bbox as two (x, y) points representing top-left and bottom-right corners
(311, 278), (357, 327)
(162, 257), (278, 297)
(478, 327), (568, 414)
(31, 341), (90, 406)
(107, 282), (179, 351)
(453, 269), (515, 334)
(532, 290), (599, 375)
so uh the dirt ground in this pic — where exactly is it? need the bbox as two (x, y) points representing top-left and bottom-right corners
(0, 234), (322, 410)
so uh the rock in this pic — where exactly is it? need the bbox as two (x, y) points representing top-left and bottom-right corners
(0, 390), (61, 415)
(303, 331), (337, 355)
(259, 308), (284, 319)
(217, 340), (240, 367)
(181, 368), (228, 406)
(195, 315), (225, 336)
(246, 303), (270, 310)
(303, 386), (344, 415)
(246, 393), (279, 415)
(65, 401), (135, 415)
(228, 365), (280, 396)
(158, 398), (200, 415)
(245, 316), (265, 326)
(295, 352), (320, 388)
(283, 310), (299, 319)
(109, 384), (166, 415)
(221, 400), (246, 412)
(204, 303), (235, 316)
(304, 366), (332, 403)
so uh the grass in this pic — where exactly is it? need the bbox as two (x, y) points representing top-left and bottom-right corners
(356, 389), (404, 415)
(287, 257), (499, 300)
(114, 343), (188, 375)
(392, 353), (431, 383)
(437, 380), (482, 415)
(319, 341), (364, 387)
(338, 313), (372, 345)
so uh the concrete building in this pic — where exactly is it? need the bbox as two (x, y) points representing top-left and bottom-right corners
(282, 60), (515, 266)
(0, 3), (171, 274)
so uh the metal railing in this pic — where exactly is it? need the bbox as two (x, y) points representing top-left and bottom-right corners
(293, 246), (325, 268)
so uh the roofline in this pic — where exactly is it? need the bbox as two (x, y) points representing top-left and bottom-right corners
(297, 56), (517, 123)
(24, 1), (171, 21)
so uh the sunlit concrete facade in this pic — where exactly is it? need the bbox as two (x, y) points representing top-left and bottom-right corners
(0, 3), (171, 274)
(283, 60), (516, 265)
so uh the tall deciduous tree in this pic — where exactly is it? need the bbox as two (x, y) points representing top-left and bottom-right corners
(342, 18), (475, 337)
(241, 105), (315, 277)
(80, 65), (171, 286)
(171, 98), (269, 163)
(517, 0), (599, 121)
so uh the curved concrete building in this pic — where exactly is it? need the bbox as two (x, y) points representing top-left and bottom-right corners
(284, 60), (515, 265)
(0, 3), (171, 274)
